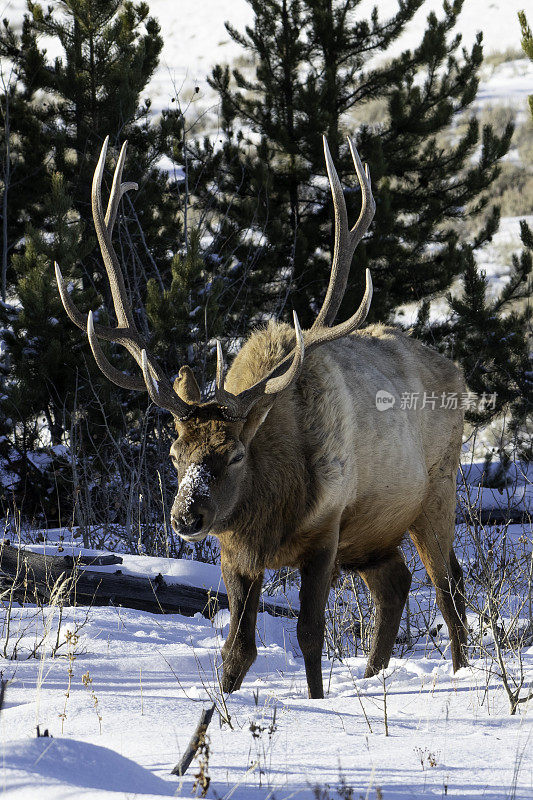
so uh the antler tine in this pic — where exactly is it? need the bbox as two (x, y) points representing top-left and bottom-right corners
(141, 349), (161, 404)
(265, 311), (305, 394)
(55, 261), (91, 332)
(92, 136), (136, 329)
(213, 340), (237, 415)
(347, 138), (375, 251)
(226, 311), (304, 418)
(141, 350), (194, 419)
(214, 340), (237, 410)
(215, 340), (225, 392)
(87, 311), (146, 391)
(262, 311), (304, 395)
(55, 261), (123, 342)
(307, 269), (372, 351)
(313, 136), (375, 330)
(105, 140), (138, 236)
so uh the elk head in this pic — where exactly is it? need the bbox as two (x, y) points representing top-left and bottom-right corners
(55, 135), (375, 542)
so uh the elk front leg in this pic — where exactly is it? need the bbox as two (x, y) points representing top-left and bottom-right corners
(220, 555), (263, 694)
(298, 541), (338, 699)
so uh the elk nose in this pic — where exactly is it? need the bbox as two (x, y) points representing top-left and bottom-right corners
(172, 511), (205, 538)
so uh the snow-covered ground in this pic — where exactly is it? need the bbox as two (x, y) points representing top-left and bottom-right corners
(2, 465), (532, 800)
(2, 569), (532, 799)
(133, 0), (533, 118)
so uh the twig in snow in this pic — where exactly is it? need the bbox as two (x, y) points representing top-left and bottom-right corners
(0, 679), (6, 715)
(171, 703), (216, 776)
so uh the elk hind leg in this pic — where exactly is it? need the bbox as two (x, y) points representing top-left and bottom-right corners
(409, 479), (468, 672)
(358, 548), (412, 678)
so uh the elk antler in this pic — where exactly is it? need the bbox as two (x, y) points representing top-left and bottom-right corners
(312, 136), (375, 330)
(56, 135), (373, 423)
(55, 137), (194, 419)
(213, 136), (375, 417)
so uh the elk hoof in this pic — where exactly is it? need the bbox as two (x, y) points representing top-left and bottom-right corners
(221, 668), (245, 694)
(221, 642), (256, 694)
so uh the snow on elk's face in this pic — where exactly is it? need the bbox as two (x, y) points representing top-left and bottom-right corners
(169, 418), (246, 542)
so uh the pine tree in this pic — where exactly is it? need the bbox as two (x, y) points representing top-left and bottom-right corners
(415, 224), (532, 457)
(192, 0), (511, 331)
(0, 1), (198, 523)
(0, 59), (52, 302)
(0, 1), (184, 307)
(0, 174), (99, 517)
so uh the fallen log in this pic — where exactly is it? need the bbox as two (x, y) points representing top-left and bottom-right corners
(0, 543), (296, 620)
(75, 553), (124, 566)
(455, 507), (531, 526)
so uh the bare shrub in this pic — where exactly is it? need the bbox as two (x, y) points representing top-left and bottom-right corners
(0, 537), (90, 660)
(457, 459), (532, 715)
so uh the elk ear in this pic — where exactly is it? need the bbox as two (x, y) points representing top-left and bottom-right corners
(173, 366), (201, 404)
(241, 400), (273, 445)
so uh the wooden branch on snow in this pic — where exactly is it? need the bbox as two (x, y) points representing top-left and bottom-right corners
(171, 703), (216, 776)
(0, 680), (6, 716)
(0, 543), (296, 620)
(455, 506), (530, 526)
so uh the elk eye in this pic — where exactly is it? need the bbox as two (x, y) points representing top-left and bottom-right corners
(228, 452), (244, 466)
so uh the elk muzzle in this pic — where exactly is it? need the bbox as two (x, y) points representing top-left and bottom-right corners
(171, 505), (212, 541)
(171, 463), (214, 541)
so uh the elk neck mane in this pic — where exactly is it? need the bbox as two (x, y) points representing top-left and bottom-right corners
(219, 320), (320, 573)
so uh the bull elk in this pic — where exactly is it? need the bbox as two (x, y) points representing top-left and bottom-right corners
(55, 135), (468, 699)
